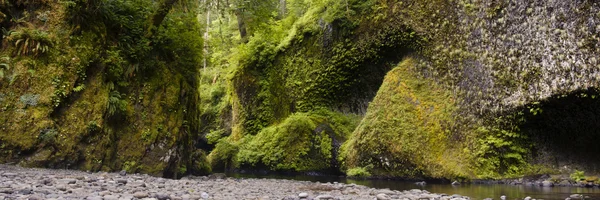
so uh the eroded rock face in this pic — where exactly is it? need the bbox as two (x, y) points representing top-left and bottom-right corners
(411, 0), (600, 112)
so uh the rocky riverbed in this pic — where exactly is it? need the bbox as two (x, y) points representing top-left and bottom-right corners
(0, 165), (477, 200)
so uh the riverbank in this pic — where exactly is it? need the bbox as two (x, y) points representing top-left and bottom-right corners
(0, 164), (474, 200)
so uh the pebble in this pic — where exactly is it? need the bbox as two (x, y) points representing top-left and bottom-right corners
(299, 192), (309, 198)
(200, 192), (209, 199)
(133, 191), (149, 198)
(315, 194), (334, 199)
(376, 193), (390, 200)
(155, 193), (170, 200)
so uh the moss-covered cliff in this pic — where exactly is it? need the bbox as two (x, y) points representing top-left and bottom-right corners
(0, 0), (209, 177)
(207, 0), (600, 179)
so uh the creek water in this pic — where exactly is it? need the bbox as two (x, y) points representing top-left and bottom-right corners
(226, 173), (600, 200)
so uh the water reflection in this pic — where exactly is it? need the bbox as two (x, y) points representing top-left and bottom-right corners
(226, 173), (600, 200)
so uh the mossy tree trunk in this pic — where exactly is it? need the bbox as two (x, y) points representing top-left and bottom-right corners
(235, 8), (247, 42)
(147, 0), (180, 39)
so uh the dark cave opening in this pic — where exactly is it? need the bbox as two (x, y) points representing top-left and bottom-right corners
(518, 88), (600, 174)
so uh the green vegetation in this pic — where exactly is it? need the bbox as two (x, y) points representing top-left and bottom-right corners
(571, 170), (585, 182)
(346, 166), (372, 178)
(341, 58), (468, 179)
(0, 0), (598, 181)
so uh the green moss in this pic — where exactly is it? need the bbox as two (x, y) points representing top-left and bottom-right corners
(341, 58), (467, 179)
(346, 166), (372, 178)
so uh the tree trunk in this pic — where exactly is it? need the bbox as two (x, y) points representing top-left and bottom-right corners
(204, 0), (210, 72)
(146, 0), (179, 39)
(278, 0), (286, 18)
(235, 8), (247, 42)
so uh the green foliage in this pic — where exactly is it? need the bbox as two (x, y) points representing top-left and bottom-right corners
(473, 126), (529, 179)
(346, 166), (372, 178)
(208, 138), (240, 170)
(234, 108), (358, 171)
(571, 170), (585, 181)
(105, 90), (127, 118)
(6, 29), (52, 57)
(123, 161), (138, 173)
(0, 56), (10, 79)
(86, 121), (101, 133)
(237, 112), (324, 171)
(38, 129), (58, 145)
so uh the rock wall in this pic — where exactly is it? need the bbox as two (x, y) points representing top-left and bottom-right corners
(0, 0), (208, 177)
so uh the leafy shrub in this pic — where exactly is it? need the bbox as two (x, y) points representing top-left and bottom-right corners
(208, 139), (240, 170)
(473, 126), (529, 179)
(346, 167), (371, 178)
(571, 170), (585, 181)
(106, 90), (127, 118)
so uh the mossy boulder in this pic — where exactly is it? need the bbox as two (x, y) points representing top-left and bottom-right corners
(341, 58), (469, 179)
(210, 109), (358, 173)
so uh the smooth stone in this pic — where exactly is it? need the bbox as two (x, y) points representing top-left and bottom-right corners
(62, 179), (77, 184)
(117, 179), (128, 184)
(524, 197), (531, 200)
(104, 195), (120, 200)
(2, 173), (17, 177)
(315, 194), (334, 200)
(299, 192), (309, 198)
(119, 170), (127, 176)
(376, 193), (391, 200)
(86, 196), (103, 200)
(18, 188), (32, 195)
(200, 192), (209, 199)
(451, 181), (461, 185)
(134, 192), (149, 198)
(155, 193), (170, 200)
(28, 195), (45, 200)
(570, 194), (583, 199)
(542, 180), (554, 187)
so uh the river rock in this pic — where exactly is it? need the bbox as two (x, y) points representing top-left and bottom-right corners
(298, 192), (309, 198)
(133, 191), (149, 198)
(451, 181), (461, 185)
(155, 193), (170, 200)
(376, 193), (390, 200)
(542, 180), (554, 187)
(570, 194), (583, 199)
(200, 192), (209, 199)
(314, 194), (334, 200)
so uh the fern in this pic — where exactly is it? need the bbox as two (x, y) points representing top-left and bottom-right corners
(6, 29), (52, 57)
(106, 90), (127, 118)
(0, 57), (10, 79)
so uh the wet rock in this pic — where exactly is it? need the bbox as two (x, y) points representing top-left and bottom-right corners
(451, 181), (461, 185)
(542, 180), (554, 187)
(570, 194), (583, 199)
(415, 181), (427, 186)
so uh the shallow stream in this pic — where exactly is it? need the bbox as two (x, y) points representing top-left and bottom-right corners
(227, 173), (600, 200)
